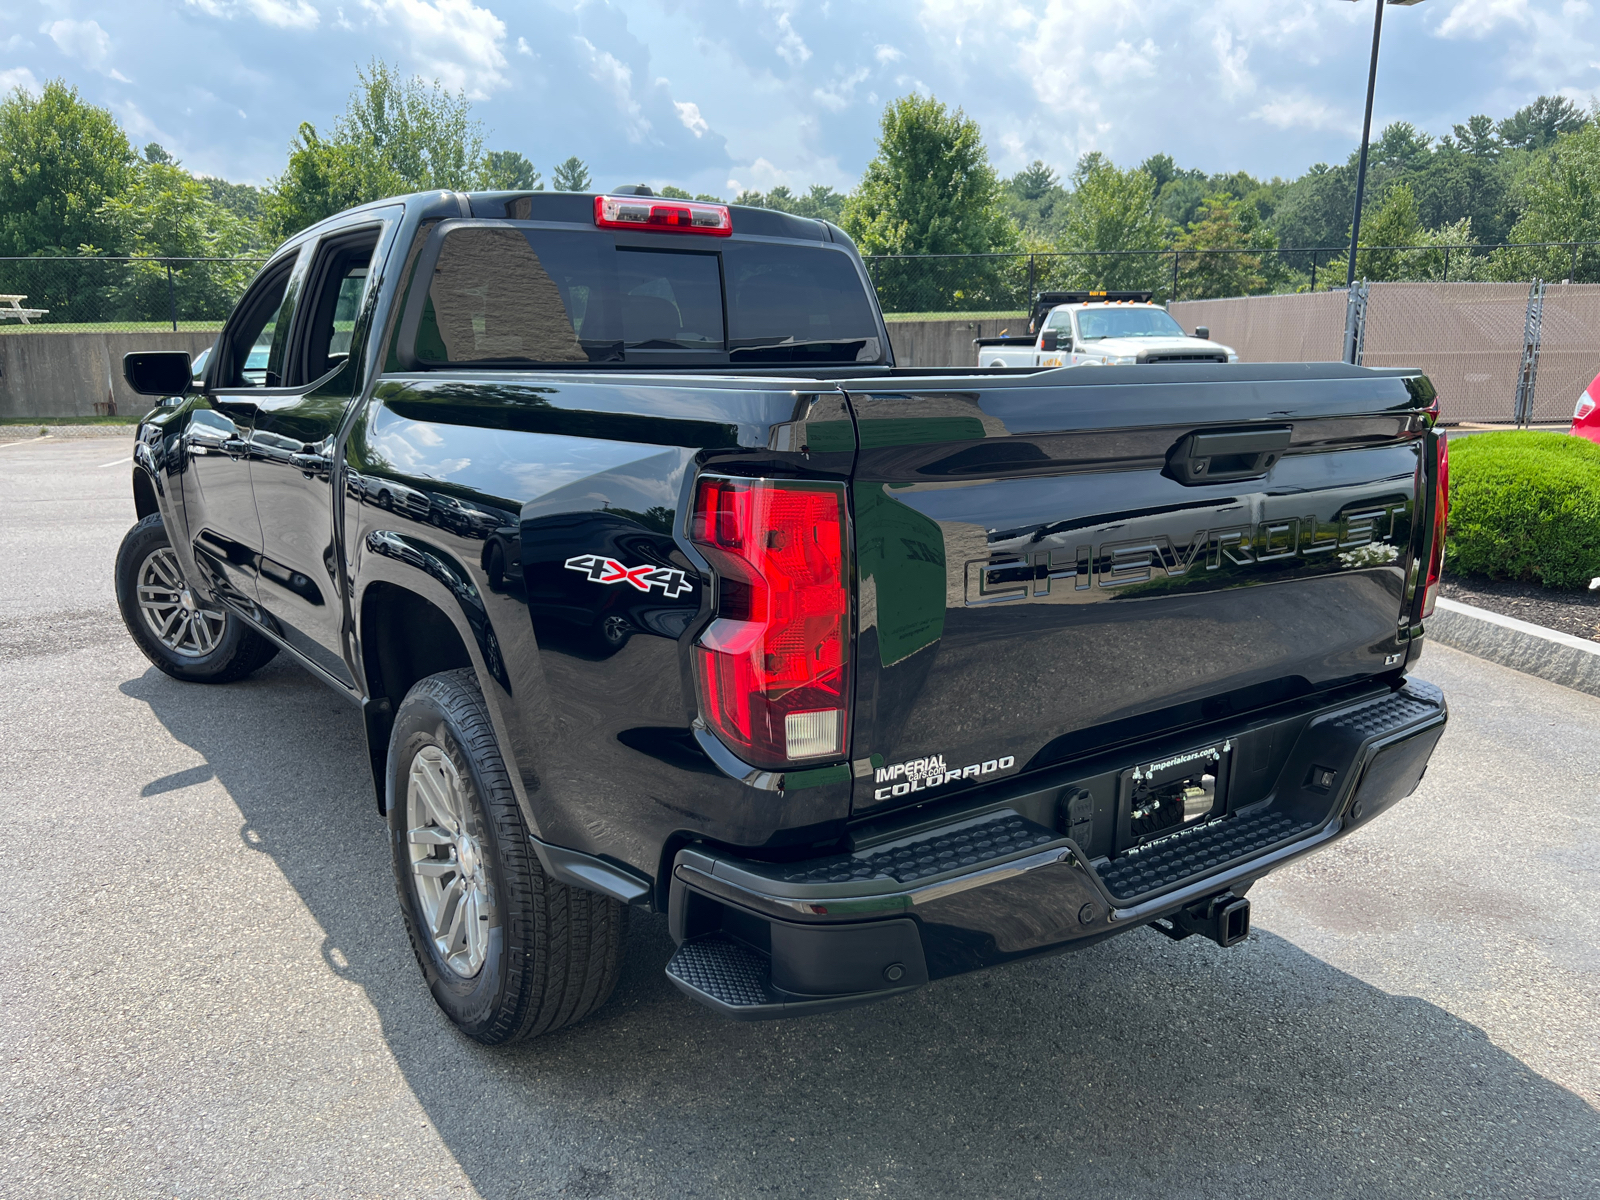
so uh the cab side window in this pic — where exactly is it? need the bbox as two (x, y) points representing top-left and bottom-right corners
(222, 257), (300, 388)
(299, 229), (381, 383)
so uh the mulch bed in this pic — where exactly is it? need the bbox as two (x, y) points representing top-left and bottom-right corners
(1442, 574), (1600, 643)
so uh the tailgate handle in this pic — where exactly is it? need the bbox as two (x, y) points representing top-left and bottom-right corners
(1166, 427), (1291, 485)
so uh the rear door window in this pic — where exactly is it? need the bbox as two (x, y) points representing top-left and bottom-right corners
(408, 225), (880, 368)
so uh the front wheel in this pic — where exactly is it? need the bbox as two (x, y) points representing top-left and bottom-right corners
(115, 513), (278, 683)
(388, 669), (629, 1044)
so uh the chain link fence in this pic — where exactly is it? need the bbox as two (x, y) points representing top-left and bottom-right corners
(865, 242), (1600, 316)
(0, 256), (266, 333)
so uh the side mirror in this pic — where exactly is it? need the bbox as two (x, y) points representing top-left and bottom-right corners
(1193, 326), (1210, 340)
(1039, 331), (1061, 351)
(124, 351), (195, 397)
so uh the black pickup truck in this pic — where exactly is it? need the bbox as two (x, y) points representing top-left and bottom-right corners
(116, 187), (1449, 1044)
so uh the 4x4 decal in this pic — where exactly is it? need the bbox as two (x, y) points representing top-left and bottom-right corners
(564, 554), (694, 598)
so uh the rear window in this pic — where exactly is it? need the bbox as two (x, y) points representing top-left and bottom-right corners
(409, 226), (881, 368)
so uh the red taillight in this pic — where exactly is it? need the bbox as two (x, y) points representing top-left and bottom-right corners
(1421, 435), (1449, 618)
(690, 477), (849, 768)
(1575, 391), (1596, 421)
(594, 194), (732, 236)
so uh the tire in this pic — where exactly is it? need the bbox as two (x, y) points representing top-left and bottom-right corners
(115, 512), (279, 684)
(388, 669), (629, 1044)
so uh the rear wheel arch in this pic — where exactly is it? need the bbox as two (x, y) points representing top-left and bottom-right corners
(359, 581), (474, 808)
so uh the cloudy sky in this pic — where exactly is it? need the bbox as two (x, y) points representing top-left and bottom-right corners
(2, 0), (1596, 195)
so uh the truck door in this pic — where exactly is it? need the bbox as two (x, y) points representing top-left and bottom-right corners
(183, 250), (305, 611)
(247, 218), (394, 691)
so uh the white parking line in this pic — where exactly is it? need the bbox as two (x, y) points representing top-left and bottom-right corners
(98, 456), (133, 468)
(0, 436), (50, 449)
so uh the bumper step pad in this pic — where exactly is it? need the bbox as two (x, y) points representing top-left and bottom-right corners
(665, 934), (920, 1020)
(1098, 810), (1320, 901)
(765, 812), (1060, 887)
(666, 935), (769, 1008)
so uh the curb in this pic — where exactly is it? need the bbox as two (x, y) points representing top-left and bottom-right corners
(0, 424), (137, 441)
(1429, 596), (1600, 700)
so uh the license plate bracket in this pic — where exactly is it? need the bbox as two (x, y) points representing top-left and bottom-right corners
(1115, 740), (1233, 852)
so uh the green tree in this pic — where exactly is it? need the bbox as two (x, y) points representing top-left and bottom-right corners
(843, 95), (1015, 255)
(1498, 95), (1587, 151)
(658, 185), (693, 199)
(842, 94), (1017, 311)
(1172, 193), (1277, 299)
(1320, 182), (1477, 284)
(264, 60), (485, 238)
(1452, 115), (1502, 158)
(1002, 160), (1069, 235)
(94, 159), (264, 322)
(480, 150), (541, 191)
(0, 79), (135, 256)
(552, 156), (592, 192)
(1052, 152), (1169, 294)
(1497, 118), (1600, 281)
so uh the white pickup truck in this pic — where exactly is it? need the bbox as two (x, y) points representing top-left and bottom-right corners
(975, 290), (1239, 369)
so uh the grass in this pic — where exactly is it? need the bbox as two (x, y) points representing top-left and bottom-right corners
(0, 321), (224, 335)
(0, 414), (145, 425)
(882, 310), (1027, 323)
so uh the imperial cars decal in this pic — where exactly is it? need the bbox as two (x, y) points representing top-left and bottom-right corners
(872, 752), (1017, 801)
(564, 554), (694, 597)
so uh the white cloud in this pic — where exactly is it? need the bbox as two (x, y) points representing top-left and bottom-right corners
(362, 0), (509, 97)
(674, 99), (709, 137)
(874, 43), (903, 64)
(516, 36), (532, 56)
(0, 66), (40, 95)
(44, 19), (129, 80)
(574, 36), (651, 143)
(1093, 38), (1158, 79)
(773, 12), (810, 66)
(813, 66), (869, 112)
(1437, 0), (1531, 38)
(184, 0), (322, 30)
(1251, 92), (1355, 134)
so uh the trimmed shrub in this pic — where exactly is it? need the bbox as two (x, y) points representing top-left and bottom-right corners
(1445, 431), (1600, 589)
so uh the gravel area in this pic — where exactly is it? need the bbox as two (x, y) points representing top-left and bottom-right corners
(1443, 573), (1600, 642)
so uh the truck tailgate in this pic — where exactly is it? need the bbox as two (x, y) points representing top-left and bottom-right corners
(842, 364), (1430, 816)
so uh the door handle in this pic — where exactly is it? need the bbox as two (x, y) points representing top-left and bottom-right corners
(221, 437), (252, 458)
(289, 452), (330, 478)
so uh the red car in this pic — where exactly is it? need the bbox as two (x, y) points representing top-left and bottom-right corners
(1574, 372), (1600, 444)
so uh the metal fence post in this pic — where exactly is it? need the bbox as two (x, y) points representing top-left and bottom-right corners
(1514, 278), (1546, 427)
(165, 263), (177, 332)
(1442, 246), (1449, 283)
(1026, 254), (1036, 309)
(1570, 243), (1579, 285)
(1171, 251), (1180, 301)
(1342, 281), (1369, 365)
(1310, 249), (1318, 292)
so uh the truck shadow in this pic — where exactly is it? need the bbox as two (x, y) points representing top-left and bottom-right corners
(123, 660), (1600, 1200)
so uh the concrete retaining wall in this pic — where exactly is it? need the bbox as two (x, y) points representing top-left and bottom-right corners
(885, 317), (1024, 368)
(0, 330), (217, 419)
(0, 318), (1002, 413)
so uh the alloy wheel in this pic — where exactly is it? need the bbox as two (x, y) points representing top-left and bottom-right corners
(405, 746), (494, 978)
(136, 547), (227, 658)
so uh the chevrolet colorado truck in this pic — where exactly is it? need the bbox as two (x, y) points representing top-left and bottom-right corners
(976, 290), (1239, 369)
(115, 187), (1449, 1044)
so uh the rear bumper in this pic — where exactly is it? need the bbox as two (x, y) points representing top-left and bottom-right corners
(665, 678), (1446, 1019)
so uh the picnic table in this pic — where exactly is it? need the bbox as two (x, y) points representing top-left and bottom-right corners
(0, 295), (48, 323)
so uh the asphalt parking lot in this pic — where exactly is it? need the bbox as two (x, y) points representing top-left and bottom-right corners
(3, 436), (1598, 1199)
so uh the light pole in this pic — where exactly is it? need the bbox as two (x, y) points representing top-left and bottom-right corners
(1343, 0), (1425, 358)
